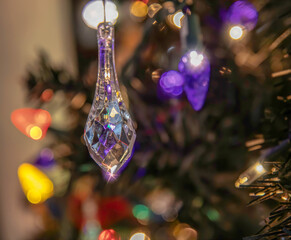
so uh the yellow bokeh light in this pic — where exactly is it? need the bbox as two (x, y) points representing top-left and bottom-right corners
(229, 25), (243, 40)
(18, 163), (54, 204)
(29, 126), (43, 140)
(27, 189), (42, 204)
(130, 1), (148, 18)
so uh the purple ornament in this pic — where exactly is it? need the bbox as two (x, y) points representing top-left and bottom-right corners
(179, 50), (210, 111)
(158, 70), (185, 98)
(226, 0), (258, 30)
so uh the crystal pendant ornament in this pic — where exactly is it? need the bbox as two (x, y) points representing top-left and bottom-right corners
(178, 50), (210, 111)
(84, 23), (136, 175)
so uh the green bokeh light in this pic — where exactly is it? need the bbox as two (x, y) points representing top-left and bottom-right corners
(132, 204), (150, 220)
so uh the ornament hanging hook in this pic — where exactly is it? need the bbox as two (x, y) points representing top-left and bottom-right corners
(103, 0), (107, 24)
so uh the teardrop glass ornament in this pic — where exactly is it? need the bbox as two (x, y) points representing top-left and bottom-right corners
(84, 23), (136, 175)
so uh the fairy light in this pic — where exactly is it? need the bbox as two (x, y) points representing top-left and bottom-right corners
(235, 162), (267, 188)
(229, 25), (244, 40)
(82, 0), (119, 29)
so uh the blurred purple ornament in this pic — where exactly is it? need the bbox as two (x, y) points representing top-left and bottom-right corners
(158, 70), (185, 98)
(226, 0), (258, 30)
(34, 148), (55, 168)
(179, 50), (210, 111)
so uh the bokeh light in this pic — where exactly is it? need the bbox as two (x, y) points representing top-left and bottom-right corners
(130, 1), (148, 19)
(98, 229), (120, 240)
(189, 51), (204, 67)
(29, 126), (42, 140)
(130, 232), (150, 240)
(82, 0), (119, 29)
(18, 163), (54, 204)
(226, 0), (258, 31)
(172, 11), (184, 28)
(132, 204), (150, 220)
(41, 88), (54, 102)
(159, 70), (184, 97)
(11, 108), (52, 140)
(229, 25), (243, 40)
(176, 227), (198, 240)
(35, 148), (55, 168)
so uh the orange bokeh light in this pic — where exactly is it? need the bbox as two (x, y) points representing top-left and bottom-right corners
(11, 108), (51, 140)
(41, 89), (54, 102)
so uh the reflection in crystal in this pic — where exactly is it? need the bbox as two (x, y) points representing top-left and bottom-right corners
(84, 23), (136, 175)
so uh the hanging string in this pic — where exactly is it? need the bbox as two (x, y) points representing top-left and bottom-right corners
(103, 0), (107, 24)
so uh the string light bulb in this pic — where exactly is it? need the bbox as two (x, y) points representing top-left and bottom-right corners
(82, 0), (119, 29)
(235, 162), (267, 188)
(18, 163), (54, 204)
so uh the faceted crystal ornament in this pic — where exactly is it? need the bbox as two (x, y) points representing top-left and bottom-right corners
(84, 23), (136, 174)
(178, 50), (210, 111)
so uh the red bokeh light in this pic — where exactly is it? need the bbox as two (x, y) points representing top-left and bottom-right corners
(98, 229), (120, 240)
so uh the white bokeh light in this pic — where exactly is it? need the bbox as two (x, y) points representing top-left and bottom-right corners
(173, 11), (184, 28)
(189, 51), (204, 67)
(82, 0), (119, 29)
(229, 25), (243, 40)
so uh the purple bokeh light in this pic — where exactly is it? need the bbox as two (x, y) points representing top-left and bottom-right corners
(158, 70), (185, 98)
(34, 148), (55, 168)
(179, 50), (210, 111)
(226, 0), (258, 30)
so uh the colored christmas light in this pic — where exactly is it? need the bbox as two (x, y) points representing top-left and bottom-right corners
(11, 108), (51, 140)
(158, 70), (185, 98)
(34, 148), (55, 168)
(18, 163), (54, 204)
(178, 50), (210, 111)
(130, 233), (150, 240)
(98, 229), (120, 240)
(226, 0), (258, 31)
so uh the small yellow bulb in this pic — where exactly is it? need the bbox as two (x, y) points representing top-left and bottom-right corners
(229, 26), (243, 40)
(29, 126), (43, 140)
